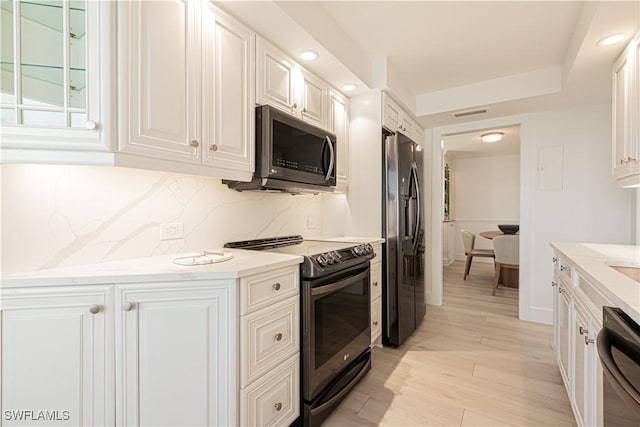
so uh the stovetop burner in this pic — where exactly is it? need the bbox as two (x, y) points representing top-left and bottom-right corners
(224, 235), (374, 278)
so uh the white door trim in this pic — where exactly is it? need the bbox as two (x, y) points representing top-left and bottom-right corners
(429, 114), (535, 322)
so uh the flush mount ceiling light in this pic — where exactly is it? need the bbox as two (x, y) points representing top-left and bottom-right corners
(597, 33), (626, 46)
(342, 84), (357, 92)
(300, 50), (318, 61)
(481, 132), (503, 143)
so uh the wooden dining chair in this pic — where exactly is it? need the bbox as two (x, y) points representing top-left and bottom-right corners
(461, 229), (495, 280)
(493, 235), (519, 295)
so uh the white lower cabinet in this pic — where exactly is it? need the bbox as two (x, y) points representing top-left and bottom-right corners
(552, 251), (608, 427)
(370, 243), (382, 346)
(1, 263), (301, 426)
(1, 285), (114, 426)
(117, 281), (236, 426)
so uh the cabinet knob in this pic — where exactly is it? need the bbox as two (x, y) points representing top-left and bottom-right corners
(291, 103), (297, 113)
(85, 120), (97, 130)
(89, 304), (102, 314)
(122, 302), (136, 312)
(373, 321), (378, 326)
(274, 333), (283, 341)
(584, 336), (595, 345)
(190, 140), (199, 148)
(273, 283), (281, 291)
(209, 144), (218, 152)
(274, 402), (283, 411)
(302, 107), (307, 113)
(579, 326), (589, 336)
(373, 281), (378, 287)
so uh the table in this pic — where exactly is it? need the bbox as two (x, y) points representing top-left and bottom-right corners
(479, 230), (520, 289)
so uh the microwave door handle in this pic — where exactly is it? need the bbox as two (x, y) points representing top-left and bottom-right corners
(325, 136), (335, 182)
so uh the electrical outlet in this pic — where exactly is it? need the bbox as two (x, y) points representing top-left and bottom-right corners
(160, 222), (184, 240)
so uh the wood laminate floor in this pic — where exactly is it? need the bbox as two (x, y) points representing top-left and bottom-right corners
(323, 261), (575, 426)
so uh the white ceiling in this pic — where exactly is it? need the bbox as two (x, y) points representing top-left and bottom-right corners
(221, 1), (639, 128)
(443, 126), (521, 159)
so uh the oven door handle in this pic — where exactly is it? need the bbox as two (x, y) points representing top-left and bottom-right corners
(311, 269), (369, 297)
(597, 328), (640, 413)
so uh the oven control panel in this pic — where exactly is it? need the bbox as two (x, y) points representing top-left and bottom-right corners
(305, 244), (374, 277)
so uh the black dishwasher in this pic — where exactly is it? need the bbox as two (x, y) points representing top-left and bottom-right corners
(597, 306), (640, 426)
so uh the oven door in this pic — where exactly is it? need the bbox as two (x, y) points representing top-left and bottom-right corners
(302, 263), (371, 400)
(597, 307), (640, 426)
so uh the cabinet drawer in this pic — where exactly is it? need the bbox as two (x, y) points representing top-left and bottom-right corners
(241, 266), (299, 315)
(371, 243), (382, 264)
(371, 262), (382, 300)
(241, 297), (299, 387)
(371, 297), (381, 343)
(557, 256), (573, 285)
(241, 353), (299, 427)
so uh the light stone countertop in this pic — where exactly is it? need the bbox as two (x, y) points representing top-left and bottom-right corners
(1, 249), (303, 289)
(551, 242), (640, 324)
(321, 236), (385, 245)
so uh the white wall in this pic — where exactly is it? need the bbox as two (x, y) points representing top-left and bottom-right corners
(449, 153), (520, 259)
(430, 103), (634, 324)
(0, 164), (328, 275)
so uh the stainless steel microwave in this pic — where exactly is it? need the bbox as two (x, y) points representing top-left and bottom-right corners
(225, 105), (337, 195)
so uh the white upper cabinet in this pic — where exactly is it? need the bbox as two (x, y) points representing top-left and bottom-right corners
(118, 0), (255, 180)
(0, 0), (115, 158)
(256, 37), (329, 129)
(256, 38), (297, 114)
(118, 0), (200, 162)
(382, 92), (422, 143)
(329, 88), (349, 187)
(612, 33), (640, 187)
(202, 2), (255, 174)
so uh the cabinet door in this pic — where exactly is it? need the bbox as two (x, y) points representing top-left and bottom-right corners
(382, 93), (401, 131)
(118, 0), (201, 162)
(399, 114), (413, 137)
(1, 286), (113, 426)
(573, 303), (588, 426)
(118, 282), (235, 426)
(202, 4), (255, 176)
(298, 69), (328, 128)
(0, 0), (113, 154)
(612, 50), (632, 178)
(557, 286), (571, 386)
(256, 38), (296, 114)
(329, 88), (349, 185)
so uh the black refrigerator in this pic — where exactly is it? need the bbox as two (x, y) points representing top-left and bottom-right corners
(382, 130), (426, 346)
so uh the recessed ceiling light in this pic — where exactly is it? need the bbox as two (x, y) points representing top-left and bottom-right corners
(481, 132), (503, 143)
(342, 84), (357, 92)
(597, 33), (626, 46)
(300, 50), (318, 61)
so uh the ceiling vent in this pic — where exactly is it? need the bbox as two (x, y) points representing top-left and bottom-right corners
(451, 108), (488, 119)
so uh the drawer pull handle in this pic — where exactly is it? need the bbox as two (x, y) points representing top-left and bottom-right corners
(273, 283), (281, 291)
(274, 402), (283, 411)
(275, 333), (283, 341)
(89, 304), (102, 314)
(123, 302), (136, 312)
(579, 326), (589, 336)
(558, 287), (565, 294)
(373, 321), (378, 326)
(585, 336), (595, 345)
(552, 256), (558, 263)
(551, 281), (557, 287)
(560, 265), (569, 272)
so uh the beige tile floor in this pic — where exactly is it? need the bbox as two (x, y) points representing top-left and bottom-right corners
(323, 261), (575, 426)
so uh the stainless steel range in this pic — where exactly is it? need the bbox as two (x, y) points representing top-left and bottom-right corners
(224, 235), (374, 427)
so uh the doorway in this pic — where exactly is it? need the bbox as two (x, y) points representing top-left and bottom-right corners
(441, 127), (521, 306)
(429, 115), (534, 321)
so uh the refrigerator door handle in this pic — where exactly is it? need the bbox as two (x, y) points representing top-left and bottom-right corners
(404, 168), (415, 240)
(411, 162), (421, 251)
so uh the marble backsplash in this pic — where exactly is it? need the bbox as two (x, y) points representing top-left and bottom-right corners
(1, 164), (344, 275)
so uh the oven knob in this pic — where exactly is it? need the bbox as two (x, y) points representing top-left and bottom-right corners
(325, 252), (335, 264)
(353, 246), (362, 256)
(365, 244), (373, 254)
(316, 255), (327, 266)
(332, 251), (341, 262)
